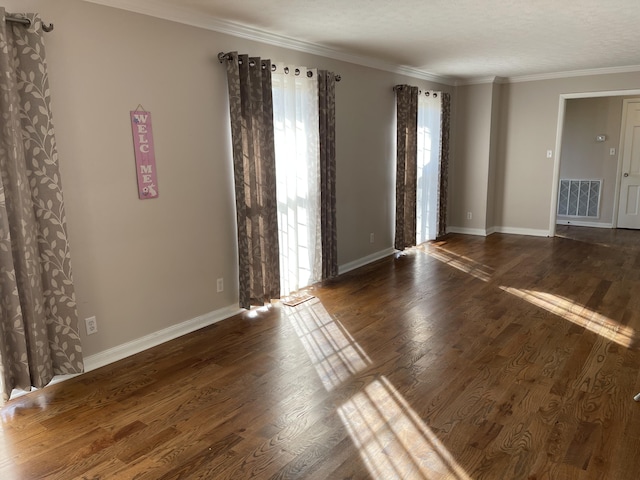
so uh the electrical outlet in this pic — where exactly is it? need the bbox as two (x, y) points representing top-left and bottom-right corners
(369, 233), (374, 244)
(85, 316), (98, 335)
(466, 211), (472, 220)
(217, 278), (224, 293)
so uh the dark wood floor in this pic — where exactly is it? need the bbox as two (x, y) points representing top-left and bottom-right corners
(2, 226), (640, 479)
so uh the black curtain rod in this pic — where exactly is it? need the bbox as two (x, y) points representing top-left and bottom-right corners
(6, 14), (54, 32)
(393, 85), (441, 97)
(218, 51), (341, 82)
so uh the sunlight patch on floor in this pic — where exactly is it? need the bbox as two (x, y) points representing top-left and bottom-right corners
(338, 375), (471, 480)
(287, 298), (371, 390)
(500, 286), (636, 347)
(246, 305), (272, 319)
(287, 299), (471, 478)
(422, 246), (493, 282)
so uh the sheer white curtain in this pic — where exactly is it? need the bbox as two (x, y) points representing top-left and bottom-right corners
(416, 92), (442, 244)
(272, 66), (322, 296)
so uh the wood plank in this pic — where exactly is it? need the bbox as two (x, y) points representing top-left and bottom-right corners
(2, 226), (640, 479)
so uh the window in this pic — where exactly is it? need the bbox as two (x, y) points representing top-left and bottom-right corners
(272, 67), (322, 296)
(416, 93), (442, 244)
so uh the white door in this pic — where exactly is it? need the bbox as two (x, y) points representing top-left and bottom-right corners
(617, 101), (640, 229)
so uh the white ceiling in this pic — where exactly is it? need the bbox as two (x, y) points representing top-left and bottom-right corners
(86, 0), (640, 84)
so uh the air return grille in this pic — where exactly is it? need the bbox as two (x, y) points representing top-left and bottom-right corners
(557, 179), (601, 218)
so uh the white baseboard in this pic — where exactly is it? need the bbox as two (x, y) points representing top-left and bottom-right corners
(8, 304), (243, 399)
(84, 247), (398, 373)
(76, 247), (401, 374)
(556, 219), (613, 228)
(338, 247), (396, 275)
(446, 226), (489, 236)
(492, 226), (550, 237)
(447, 226), (550, 237)
(83, 304), (243, 372)
(14, 246), (403, 397)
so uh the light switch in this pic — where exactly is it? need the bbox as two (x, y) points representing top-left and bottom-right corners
(610, 148), (616, 156)
(546, 150), (553, 158)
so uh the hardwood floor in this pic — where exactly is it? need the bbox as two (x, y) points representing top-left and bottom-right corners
(2, 227), (640, 479)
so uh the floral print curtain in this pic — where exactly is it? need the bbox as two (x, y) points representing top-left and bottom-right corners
(394, 85), (419, 250)
(222, 52), (280, 309)
(318, 70), (338, 280)
(436, 92), (451, 239)
(0, 10), (83, 403)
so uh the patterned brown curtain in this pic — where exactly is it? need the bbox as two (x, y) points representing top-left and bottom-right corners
(222, 52), (280, 309)
(436, 92), (451, 239)
(318, 70), (338, 280)
(394, 85), (419, 251)
(0, 11), (83, 403)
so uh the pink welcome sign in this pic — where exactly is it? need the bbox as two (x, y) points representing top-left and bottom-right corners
(130, 110), (159, 199)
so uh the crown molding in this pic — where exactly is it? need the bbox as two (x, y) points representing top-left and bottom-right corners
(454, 76), (510, 86)
(84, 1), (640, 87)
(458, 64), (640, 86)
(506, 64), (640, 83)
(82, 0), (457, 86)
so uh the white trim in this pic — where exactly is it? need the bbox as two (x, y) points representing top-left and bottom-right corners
(83, 304), (242, 372)
(549, 96), (566, 237)
(446, 226), (489, 236)
(560, 90), (640, 100)
(82, 0), (455, 85)
(556, 219), (613, 228)
(338, 248), (395, 275)
(506, 64), (640, 84)
(440, 225), (548, 237)
(492, 226), (550, 237)
(613, 101), (630, 228)
(456, 76), (507, 86)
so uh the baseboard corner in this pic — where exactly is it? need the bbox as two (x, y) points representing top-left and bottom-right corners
(338, 247), (396, 275)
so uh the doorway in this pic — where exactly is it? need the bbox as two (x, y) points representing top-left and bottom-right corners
(550, 89), (640, 236)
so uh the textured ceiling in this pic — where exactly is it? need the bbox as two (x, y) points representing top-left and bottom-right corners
(87, 0), (640, 82)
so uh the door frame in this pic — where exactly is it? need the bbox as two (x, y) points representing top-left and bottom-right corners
(615, 98), (640, 229)
(549, 89), (640, 237)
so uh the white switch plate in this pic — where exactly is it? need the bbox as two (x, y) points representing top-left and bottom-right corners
(610, 148), (616, 156)
(546, 150), (553, 158)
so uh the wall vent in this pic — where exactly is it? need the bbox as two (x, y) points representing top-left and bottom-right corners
(557, 179), (601, 218)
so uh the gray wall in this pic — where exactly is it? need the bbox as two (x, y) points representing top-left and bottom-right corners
(450, 82), (493, 232)
(7, 0), (640, 361)
(4, 0), (451, 357)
